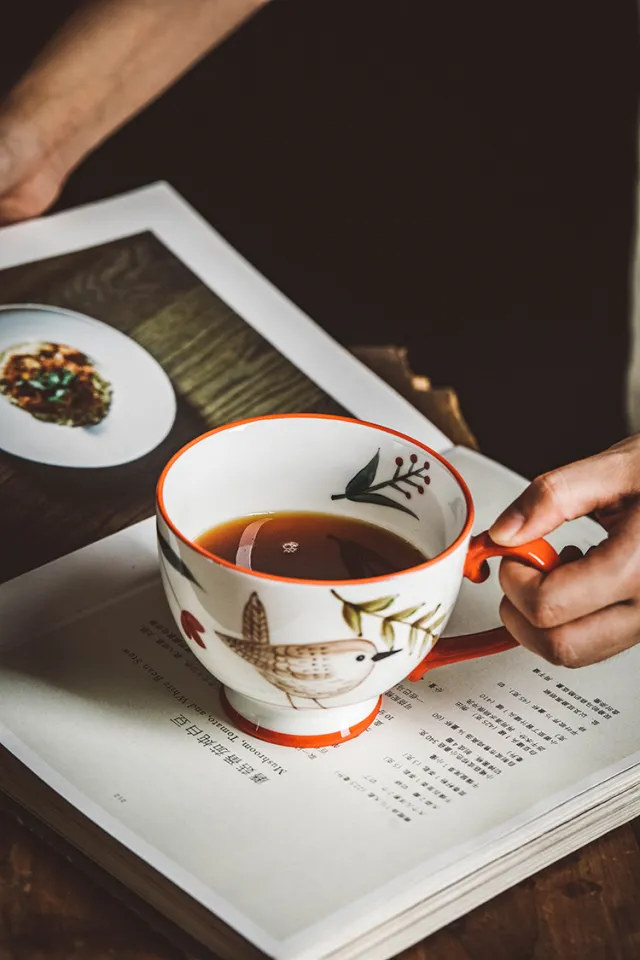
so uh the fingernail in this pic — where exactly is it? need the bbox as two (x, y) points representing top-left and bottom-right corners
(489, 510), (525, 545)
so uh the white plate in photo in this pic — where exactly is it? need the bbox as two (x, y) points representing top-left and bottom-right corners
(0, 304), (176, 468)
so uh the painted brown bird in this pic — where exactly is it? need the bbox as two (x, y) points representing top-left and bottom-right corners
(216, 592), (400, 708)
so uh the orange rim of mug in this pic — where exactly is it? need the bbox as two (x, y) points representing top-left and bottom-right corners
(220, 689), (384, 748)
(156, 413), (475, 587)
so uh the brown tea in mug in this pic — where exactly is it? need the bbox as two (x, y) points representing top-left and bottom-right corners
(195, 511), (428, 580)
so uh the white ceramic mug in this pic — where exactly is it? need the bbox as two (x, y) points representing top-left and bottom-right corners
(156, 414), (559, 747)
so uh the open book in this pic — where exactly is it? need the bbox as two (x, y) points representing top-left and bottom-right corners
(0, 184), (638, 960)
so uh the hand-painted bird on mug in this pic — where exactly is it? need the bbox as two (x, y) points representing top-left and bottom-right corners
(215, 592), (400, 708)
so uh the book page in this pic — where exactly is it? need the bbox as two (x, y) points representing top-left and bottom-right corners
(1, 573), (639, 958)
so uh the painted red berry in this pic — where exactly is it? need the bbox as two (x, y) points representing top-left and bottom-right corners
(424, 475), (431, 485)
(181, 610), (206, 648)
(410, 453), (418, 463)
(424, 461), (430, 470)
(418, 486), (424, 495)
(396, 456), (403, 466)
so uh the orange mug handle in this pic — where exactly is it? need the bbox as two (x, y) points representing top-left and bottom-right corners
(408, 530), (560, 682)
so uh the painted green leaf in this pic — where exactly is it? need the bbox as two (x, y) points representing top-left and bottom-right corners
(381, 619), (395, 649)
(342, 603), (363, 636)
(420, 629), (442, 659)
(412, 604), (441, 629)
(157, 530), (201, 588)
(347, 492), (419, 520)
(345, 450), (380, 496)
(391, 604), (424, 622)
(357, 596), (397, 613)
(408, 625), (420, 653)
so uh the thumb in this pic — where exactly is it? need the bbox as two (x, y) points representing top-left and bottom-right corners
(0, 110), (38, 190)
(0, 128), (22, 194)
(0, 119), (61, 223)
(488, 446), (637, 546)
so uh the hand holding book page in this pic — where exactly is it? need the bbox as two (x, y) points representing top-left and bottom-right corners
(490, 434), (640, 669)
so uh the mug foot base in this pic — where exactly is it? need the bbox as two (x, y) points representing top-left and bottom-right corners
(221, 688), (382, 748)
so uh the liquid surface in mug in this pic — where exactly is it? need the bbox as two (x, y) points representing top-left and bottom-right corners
(195, 511), (428, 580)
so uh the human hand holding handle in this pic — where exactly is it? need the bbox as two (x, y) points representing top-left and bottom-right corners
(416, 434), (640, 677)
(489, 435), (640, 668)
(408, 530), (560, 681)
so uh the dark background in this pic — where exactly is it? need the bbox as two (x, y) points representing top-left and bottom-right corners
(2, 1), (639, 478)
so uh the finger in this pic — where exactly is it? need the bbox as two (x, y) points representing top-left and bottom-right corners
(499, 595), (640, 668)
(499, 512), (640, 627)
(559, 545), (583, 565)
(488, 445), (640, 546)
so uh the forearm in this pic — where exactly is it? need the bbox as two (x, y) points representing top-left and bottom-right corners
(3, 0), (267, 175)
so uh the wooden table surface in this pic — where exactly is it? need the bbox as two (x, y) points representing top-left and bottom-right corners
(0, 235), (639, 960)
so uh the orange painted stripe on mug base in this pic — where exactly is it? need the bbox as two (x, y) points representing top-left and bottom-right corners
(220, 689), (383, 749)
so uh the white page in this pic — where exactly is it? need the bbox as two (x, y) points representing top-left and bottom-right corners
(0, 451), (632, 960)
(1, 568), (639, 960)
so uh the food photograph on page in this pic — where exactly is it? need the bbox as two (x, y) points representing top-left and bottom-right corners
(0, 231), (347, 579)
